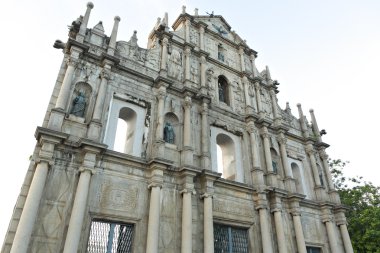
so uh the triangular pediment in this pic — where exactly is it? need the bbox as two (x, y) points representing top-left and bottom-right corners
(194, 15), (233, 40)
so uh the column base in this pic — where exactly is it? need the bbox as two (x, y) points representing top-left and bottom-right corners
(284, 177), (296, 192)
(315, 186), (327, 201)
(87, 120), (102, 141)
(328, 190), (341, 204)
(182, 146), (193, 166)
(47, 108), (65, 131)
(266, 172), (278, 188)
(251, 167), (265, 186)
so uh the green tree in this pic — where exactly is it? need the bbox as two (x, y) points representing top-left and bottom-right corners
(329, 159), (380, 253)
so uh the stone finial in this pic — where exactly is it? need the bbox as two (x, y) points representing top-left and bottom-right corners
(77, 2), (95, 42)
(194, 8), (199, 16)
(107, 15), (121, 55)
(265, 65), (272, 80)
(87, 2), (94, 9)
(182, 5), (186, 14)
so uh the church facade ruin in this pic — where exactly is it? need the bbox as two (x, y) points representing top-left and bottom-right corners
(2, 3), (354, 253)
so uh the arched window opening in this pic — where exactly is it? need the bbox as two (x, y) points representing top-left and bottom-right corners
(114, 107), (137, 154)
(218, 76), (229, 105)
(218, 44), (225, 62)
(216, 134), (236, 180)
(270, 148), (280, 174)
(291, 163), (304, 194)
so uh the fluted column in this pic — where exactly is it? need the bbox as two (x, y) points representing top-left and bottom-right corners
(160, 38), (169, 71)
(291, 211), (307, 253)
(260, 127), (277, 186)
(278, 133), (296, 192)
(184, 47), (191, 81)
(239, 47), (245, 72)
(250, 53), (259, 77)
(63, 167), (94, 253)
(200, 100), (210, 169)
(107, 16), (121, 56)
(92, 68), (110, 121)
(199, 26), (205, 51)
(183, 95), (193, 165)
(335, 211), (354, 253)
(77, 2), (94, 43)
(55, 57), (77, 111)
(322, 209), (339, 253)
(255, 82), (264, 118)
(146, 165), (164, 253)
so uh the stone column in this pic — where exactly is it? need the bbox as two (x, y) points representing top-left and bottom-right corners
(199, 26), (205, 51)
(107, 16), (121, 55)
(306, 144), (322, 187)
(200, 100), (210, 169)
(256, 194), (274, 253)
(92, 68), (110, 121)
(200, 55), (207, 91)
(185, 19), (190, 43)
(322, 209), (339, 253)
(201, 193), (214, 253)
(55, 57), (77, 111)
(10, 139), (56, 253)
(63, 167), (94, 253)
(270, 90), (281, 126)
(183, 95), (193, 165)
(155, 86), (166, 141)
(239, 47), (246, 72)
(255, 82), (264, 118)
(146, 165), (164, 253)
(319, 150), (335, 191)
(180, 170), (195, 253)
(242, 76), (251, 108)
(184, 47), (191, 81)
(273, 209), (287, 253)
(247, 122), (265, 186)
(260, 126), (277, 186)
(291, 211), (307, 253)
(309, 109), (321, 142)
(77, 2), (94, 43)
(160, 38), (169, 71)
(335, 211), (354, 253)
(278, 132), (295, 192)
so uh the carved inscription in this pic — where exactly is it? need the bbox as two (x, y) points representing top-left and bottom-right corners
(100, 185), (139, 211)
(213, 199), (254, 217)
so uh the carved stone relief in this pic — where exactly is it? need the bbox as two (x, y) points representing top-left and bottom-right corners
(167, 48), (183, 81)
(232, 78), (244, 114)
(189, 27), (199, 45)
(190, 58), (199, 83)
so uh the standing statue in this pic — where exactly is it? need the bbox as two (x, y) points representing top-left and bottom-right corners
(70, 91), (86, 117)
(163, 122), (175, 144)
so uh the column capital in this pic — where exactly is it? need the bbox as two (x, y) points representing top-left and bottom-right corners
(34, 157), (54, 166)
(199, 26), (205, 33)
(65, 57), (79, 67)
(277, 135), (287, 145)
(238, 47), (244, 55)
(148, 182), (163, 189)
(254, 81), (261, 89)
(260, 126), (269, 137)
(157, 87), (166, 100)
(200, 192), (213, 199)
(250, 53), (256, 61)
(200, 55), (207, 64)
(162, 37), (169, 45)
(180, 188), (196, 195)
(79, 166), (96, 175)
(246, 122), (258, 134)
(200, 102), (208, 114)
(185, 18), (191, 25)
(290, 208), (301, 216)
(184, 96), (192, 108)
(318, 149), (329, 160)
(305, 144), (315, 155)
(184, 47), (191, 56)
(100, 68), (111, 80)
(269, 89), (276, 96)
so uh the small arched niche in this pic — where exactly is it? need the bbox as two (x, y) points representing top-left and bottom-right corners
(69, 82), (93, 121)
(291, 162), (304, 194)
(216, 133), (236, 180)
(114, 107), (137, 154)
(218, 75), (230, 105)
(163, 112), (180, 146)
(317, 164), (325, 187)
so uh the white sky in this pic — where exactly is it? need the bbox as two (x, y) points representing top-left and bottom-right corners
(1, 0), (379, 245)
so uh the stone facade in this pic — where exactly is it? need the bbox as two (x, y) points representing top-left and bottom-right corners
(2, 3), (354, 253)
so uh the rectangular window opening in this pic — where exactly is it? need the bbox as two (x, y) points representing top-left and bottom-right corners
(214, 223), (249, 253)
(87, 220), (134, 253)
(306, 246), (322, 253)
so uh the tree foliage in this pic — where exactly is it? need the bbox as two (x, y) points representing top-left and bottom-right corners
(329, 159), (380, 253)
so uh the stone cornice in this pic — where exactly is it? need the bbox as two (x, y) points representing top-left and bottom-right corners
(35, 126), (68, 143)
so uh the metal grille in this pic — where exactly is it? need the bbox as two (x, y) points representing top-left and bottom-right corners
(214, 224), (248, 253)
(307, 246), (321, 253)
(87, 220), (134, 253)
